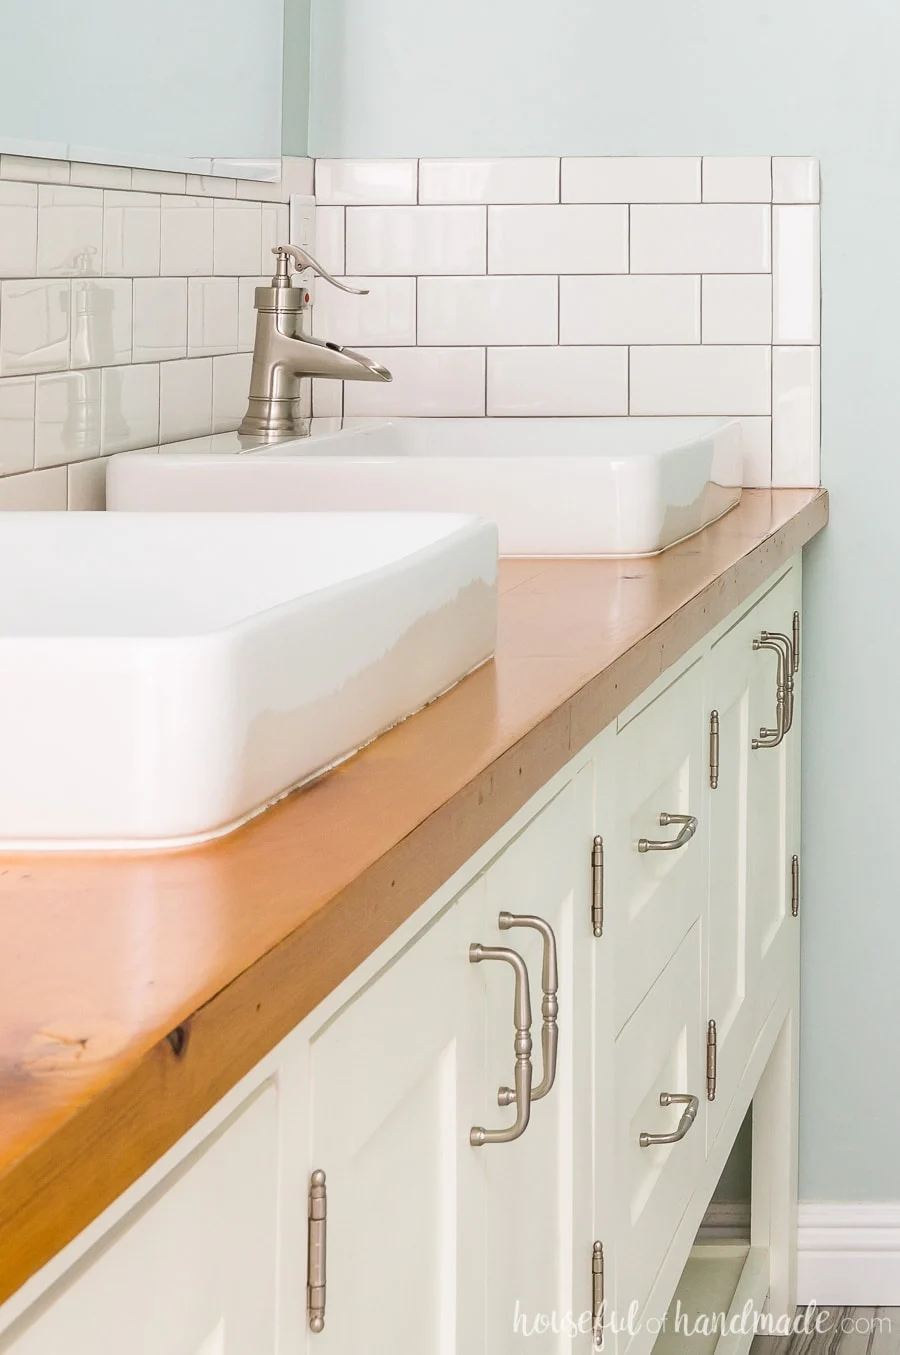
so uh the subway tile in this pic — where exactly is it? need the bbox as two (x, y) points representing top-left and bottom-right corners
(489, 204), (627, 274)
(67, 456), (108, 510)
(417, 275), (557, 346)
(235, 176), (286, 203)
(0, 279), (70, 375)
(100, 363), (160, 453)
(312, 378), (343, 418)
(260, 202), (290, 272)
(131, 168), (186, 194)
(561, 157), (701, 203)
(629, 345), (772, 415)
(739, 416), (772, 488)
(0, 181), (38, 276)
(187, 174), (236, 198)
(772, 346), (820, 486)
(315, 159), (418, 205)
(132, 277), (187, 361)
(315, 206), (345, 275)
(0, 465), (67, 509)
(212, 352), (254, 432)
(772, 157), (820, 204)
(102, 190), (160, 276)
(773, 205), (820, 344)
(238, 276), (268, 350)
(702, 275), (772, 343)
(0, 376), (35, 473)
(34, 369), (101, 466)
(159, 357), (213, 443)
(70, 278), (132, 367)
(187, 277), (239, 356)
(702, 157), (772, 202)
(70, 162), (132, 190)
(281, 157), (315, 197)
(560, 275), (700, 344)
(418, 158), (560, 204)
(36, 185), (103, 275)
(630, 204), (771, 273)
(160, 195), (214, 275)
(213, 199), (262, 275)
(342, 347), (486, 417)
(0, 155), (69, 185)
(345, 206), (486, 275)
(312, 276), (416, 347)
(487, 346), (628, 416)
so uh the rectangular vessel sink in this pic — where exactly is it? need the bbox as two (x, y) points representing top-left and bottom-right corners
(0, 512), (497, 849)
(107, 417), (744, 556)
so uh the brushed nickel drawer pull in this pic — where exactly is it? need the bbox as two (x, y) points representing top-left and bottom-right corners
(639, 1092), (700, 1147)
(638, 812), (698, 853)
(497, 911), (558, 1106)
(469, 944), (533, 1146)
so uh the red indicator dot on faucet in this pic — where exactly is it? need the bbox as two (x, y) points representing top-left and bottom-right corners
(304, 292), (310, 302)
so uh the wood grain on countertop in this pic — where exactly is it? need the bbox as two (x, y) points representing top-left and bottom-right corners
(0, 488), (828, 1304)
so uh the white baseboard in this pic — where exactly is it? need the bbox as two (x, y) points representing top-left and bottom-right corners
(798, 1203), (900, 1304)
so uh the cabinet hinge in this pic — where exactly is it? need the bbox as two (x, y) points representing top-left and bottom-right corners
(591, 1240), (605, 1349)
(791, 854), (800, 917)
(308, 1169), (327, 1333)
(706, 1020), (717, 1101)
(793, 610), (801, 673)
(591, 835), (604, 937)
(709, 710), (720, 790)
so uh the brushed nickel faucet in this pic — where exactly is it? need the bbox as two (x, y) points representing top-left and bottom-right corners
(238, 244), (392, 439)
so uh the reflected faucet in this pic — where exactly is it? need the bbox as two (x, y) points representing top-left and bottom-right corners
(238, 244), (392, 440)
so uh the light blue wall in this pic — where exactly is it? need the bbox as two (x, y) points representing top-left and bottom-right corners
(283, 0), (312, 157)
(310, 0), (899, 1202)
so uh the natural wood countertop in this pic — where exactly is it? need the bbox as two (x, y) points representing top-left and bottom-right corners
(0, 488), (827, 1304)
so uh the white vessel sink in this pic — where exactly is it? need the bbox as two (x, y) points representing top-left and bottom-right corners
(0, 512), (497, 849)
(107, 417), (744, 556)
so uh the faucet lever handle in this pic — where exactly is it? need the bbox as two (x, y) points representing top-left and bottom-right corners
(272, 244), (369, 296)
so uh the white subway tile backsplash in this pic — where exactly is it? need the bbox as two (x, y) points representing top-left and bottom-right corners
(0, 465), (67, 508)
(69, 162), (132, 191)
(0, 279), (70, 375)
(772, 346), (820, 486)
(160, 195), (214, 275)
(187, 277), (239, 356)
(312, 378), (343, 418)
(418, 275), (557, 346)
(187, 173), (237, 199)
(70, 279), (132, 368)
(739, 416), (773, 488)
(212, 352), (254, 432)
(36, 185), (103, 276)
(315, 160), (418, 205)
(314, 206), (345, 275)
(132, 277), (187, 361)
(0, 181), (38, 277)
(131, 168), (186, 194)
(346, 206), (486, 275)
(702, 274), (772, 343)
(281, 157), (315, 197)
(342, 348), (486, 417)
(312, 276), (417, 347)
(0, 376), (36, 473)
(702, 157), (772, 202)
(630, 346), (772, 415)
(34, 369), (101, 466)
(560, 274), (700, 344)
(631, 205), (771, 274)
(419, 158), (559, 204)
(773, 206), (820, 344)
(772, 157), (820, 204)
(100, 363), (160, 453)
(67, 456), (108, 509)
(260, 202), (290, 272)
(562, 157), (701, 204)
(213, 200), (262, 275)
(0, 155), (69, 185)
(487, 346), (628, 416)
(159, 357), (213, 443)
(102, 191), (160, 277)
(488, 204), (628, 274)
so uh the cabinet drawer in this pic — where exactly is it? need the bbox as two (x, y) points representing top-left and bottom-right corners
(612, 924), (705, 1338)
(609, 657), (706, 1030)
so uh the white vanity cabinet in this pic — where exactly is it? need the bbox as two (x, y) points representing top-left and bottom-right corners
(0, 560), (804, 1355)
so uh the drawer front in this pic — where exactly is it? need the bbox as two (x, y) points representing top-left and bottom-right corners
(612, 924), (705, 1337)
(609, 658), (707, 1030)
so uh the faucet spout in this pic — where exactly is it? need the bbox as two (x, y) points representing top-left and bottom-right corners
(272, 329), (393, 383)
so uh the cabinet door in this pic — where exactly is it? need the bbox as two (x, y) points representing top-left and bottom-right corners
(471, 775), (594, 1354)
(3, 1086), (282, 1355)
(307, 888), (485, 1355)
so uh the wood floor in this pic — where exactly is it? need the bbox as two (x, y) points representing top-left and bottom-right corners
(752, 1311), (900, 1355)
